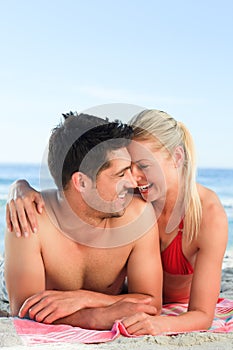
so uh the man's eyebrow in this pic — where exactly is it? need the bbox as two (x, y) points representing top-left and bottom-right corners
(115, 165), (132, 175)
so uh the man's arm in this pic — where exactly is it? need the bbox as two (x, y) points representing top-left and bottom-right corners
(5, 226), (45, 316)
(127, 212), (162, 313)
(53, 298), (158, 330)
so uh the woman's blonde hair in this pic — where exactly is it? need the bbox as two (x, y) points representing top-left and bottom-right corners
(130, 109), (202, 241)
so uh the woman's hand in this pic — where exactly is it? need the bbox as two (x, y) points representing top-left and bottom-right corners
(6, 180), (44, 237)
(122, 313), (163, 336)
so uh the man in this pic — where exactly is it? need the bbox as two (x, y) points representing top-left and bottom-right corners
(4, 112), (162, 329)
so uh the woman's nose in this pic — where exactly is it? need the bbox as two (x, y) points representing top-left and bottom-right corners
(131, 163), (144, 182)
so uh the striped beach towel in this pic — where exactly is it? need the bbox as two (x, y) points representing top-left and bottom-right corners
(13, 298), (233, 345)
(162, 298), (233, 334)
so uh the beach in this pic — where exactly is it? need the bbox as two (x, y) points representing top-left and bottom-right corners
(1, 254), (233, 350)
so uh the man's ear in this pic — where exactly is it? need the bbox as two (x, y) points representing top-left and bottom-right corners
(173, 146), (184, 168)
(72, 172), (91, 192)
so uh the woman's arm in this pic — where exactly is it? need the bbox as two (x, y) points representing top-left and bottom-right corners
(6, 179), (44, 237)
(185, 189), (228, 328)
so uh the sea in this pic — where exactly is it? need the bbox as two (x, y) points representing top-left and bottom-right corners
(0, 164), (233, 257)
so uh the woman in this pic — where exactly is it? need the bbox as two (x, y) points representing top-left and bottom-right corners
(6, 109), (228, 335)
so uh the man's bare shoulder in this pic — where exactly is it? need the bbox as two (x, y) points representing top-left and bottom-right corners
(110, 195), (157, 234)
(39, 189), (68, 229)
(126, 194), (155, 216)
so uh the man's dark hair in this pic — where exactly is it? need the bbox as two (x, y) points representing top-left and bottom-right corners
(48, 112), (134, 189)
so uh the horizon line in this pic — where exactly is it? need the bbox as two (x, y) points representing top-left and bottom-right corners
(0, 161), (233, 171)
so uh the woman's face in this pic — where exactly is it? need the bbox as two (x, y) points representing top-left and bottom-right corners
(128, 139), (173, 203)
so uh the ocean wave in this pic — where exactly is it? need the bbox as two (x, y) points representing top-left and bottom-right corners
(0, 198), (7, 207)
(221, 198), (233, 209)
(224, 205), (233, 217)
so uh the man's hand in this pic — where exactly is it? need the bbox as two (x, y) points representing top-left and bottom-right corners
(19, 291), (157, 330)
(19, 290), (89, 323)
(84, 297), (158, 330)
(6, 180), (44, 237)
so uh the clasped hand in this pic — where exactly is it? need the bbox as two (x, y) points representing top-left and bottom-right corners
(19, 291), (158, 328)
(19, 290), (87, 323)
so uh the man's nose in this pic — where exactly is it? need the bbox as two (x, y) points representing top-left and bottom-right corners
(124, 169), (138, 188)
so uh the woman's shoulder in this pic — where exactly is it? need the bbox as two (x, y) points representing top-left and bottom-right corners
(197, 183), (228, 227)
(197, 183), (222, 207)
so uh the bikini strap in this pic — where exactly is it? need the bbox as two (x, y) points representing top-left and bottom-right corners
(178, 219), (184, 232)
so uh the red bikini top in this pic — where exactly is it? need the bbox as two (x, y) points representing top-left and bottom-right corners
(161, 220), (194, 275)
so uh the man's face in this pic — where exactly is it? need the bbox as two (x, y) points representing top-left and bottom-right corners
(82, 147), (137, 217)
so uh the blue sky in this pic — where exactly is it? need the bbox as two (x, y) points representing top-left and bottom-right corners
(0, 0), (232, 167)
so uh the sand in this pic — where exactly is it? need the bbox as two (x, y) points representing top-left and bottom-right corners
(1, 255), (233, 349)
